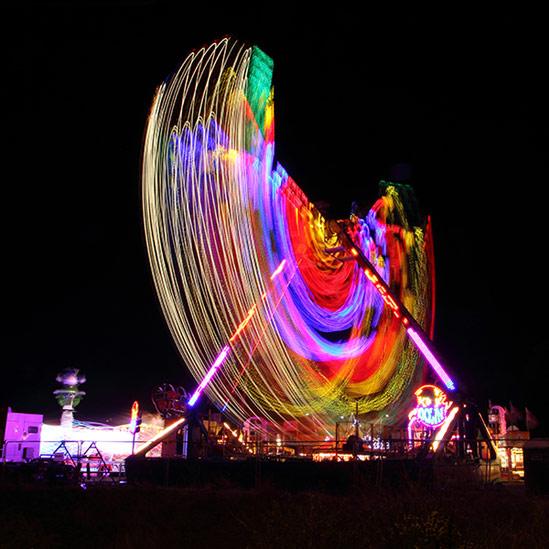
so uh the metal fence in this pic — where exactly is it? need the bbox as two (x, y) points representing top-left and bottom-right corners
(1, 435), (528, 485)
(1, 439), (129, 484)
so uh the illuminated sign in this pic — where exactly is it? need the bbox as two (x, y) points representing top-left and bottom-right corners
(418, 404), (445, 425)
(408, 384), (452, 429)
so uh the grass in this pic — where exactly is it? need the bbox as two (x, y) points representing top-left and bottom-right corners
(0, 480), (547, 548)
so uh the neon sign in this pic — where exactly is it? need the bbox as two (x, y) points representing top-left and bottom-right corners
(418, 403), (445, 425)
(408, 384), (452, 429)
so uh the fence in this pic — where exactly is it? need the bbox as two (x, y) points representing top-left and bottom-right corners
(1, 439), (129, 484)
(1, 434), (529, 486)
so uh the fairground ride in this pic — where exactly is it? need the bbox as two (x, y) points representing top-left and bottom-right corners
(140, 38), (495, 459)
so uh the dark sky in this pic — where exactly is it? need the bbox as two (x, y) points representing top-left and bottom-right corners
(5, 4), (547, 429)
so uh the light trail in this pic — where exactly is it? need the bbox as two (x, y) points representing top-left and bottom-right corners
(406, 328), (455, 391)
(142, 38), (438, 434)
(187, 346), (231, 407)
(133, 417), (186, 456)
(431, 406), (459, 452)
(187, 258), (289, 408)
(339, 225), (456, 392)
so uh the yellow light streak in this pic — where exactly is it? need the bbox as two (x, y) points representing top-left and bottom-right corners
(134, 417), (186, 456)
(431, 406), (459, 452)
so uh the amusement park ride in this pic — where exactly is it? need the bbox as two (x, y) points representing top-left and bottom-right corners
(130, 226), (497, 462)
(133, 37), (499, 466)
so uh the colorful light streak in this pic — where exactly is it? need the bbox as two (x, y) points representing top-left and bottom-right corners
(188, 258), (288, 408)
(142, 38), (438, 435)
(341, 231), (455, 392)
(187, 346), (230, 407)
(406, 329), (455, 391)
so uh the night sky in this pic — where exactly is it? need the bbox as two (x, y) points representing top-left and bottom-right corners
(6, 5), (547, 430)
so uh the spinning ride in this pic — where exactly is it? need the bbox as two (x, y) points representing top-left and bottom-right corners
(142, 38), (452, 438)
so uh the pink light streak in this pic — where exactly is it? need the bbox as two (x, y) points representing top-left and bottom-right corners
(188, 345), (230, 406)
(187, 259), (288, 408)
(406, 327), (455, 391)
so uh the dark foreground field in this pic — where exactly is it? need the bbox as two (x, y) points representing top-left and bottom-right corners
(1, 481), (547, 548)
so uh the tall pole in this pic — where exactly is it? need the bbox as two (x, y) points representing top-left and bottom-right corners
(335, 422), (339, 460)
(355, 400), (359, 438)
(129, 401), (140, 455)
